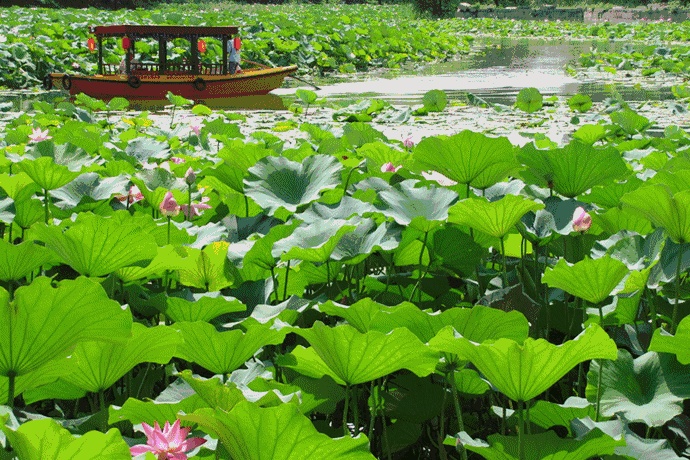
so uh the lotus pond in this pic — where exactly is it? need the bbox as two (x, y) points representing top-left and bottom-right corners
(4, 4), (690, 460)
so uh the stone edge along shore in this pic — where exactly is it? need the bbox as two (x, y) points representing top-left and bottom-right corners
(456, 3), (690, 23)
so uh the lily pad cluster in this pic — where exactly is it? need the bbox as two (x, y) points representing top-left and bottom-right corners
(0, 86), (689, 459)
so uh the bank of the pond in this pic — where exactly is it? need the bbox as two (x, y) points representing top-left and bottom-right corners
(456, 4), (690, 23)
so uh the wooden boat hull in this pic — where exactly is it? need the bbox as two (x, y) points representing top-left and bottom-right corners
(47, 65), (297, 102)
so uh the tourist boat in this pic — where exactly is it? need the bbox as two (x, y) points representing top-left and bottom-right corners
(43, 25), (298, 102)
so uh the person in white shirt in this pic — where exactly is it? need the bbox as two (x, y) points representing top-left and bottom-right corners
(227, 35), (242, 74)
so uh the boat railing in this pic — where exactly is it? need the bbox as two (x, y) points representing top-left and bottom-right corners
(102, 62), (227, 76)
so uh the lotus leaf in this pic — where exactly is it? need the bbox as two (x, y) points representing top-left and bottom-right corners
(377, 179), (458, 232)
(184, 402), (375, 459)
(455, 428), (623, 460)
(245, 154), (343, 215)
(413, 130), (519, 190)
(272, 219), (356, 263)
(430, 325), (616, 401)
(32, 212), (158, 277)
(621, 184), (690, 244)
(291, 322), (438, 385)
(586, 350), (690, 426)
(515, 87), (543, 113)
(178, 242), (238, 291)
(448, 195), (543, 239)
(0, 239), (56, 282)
(0, 277), (132, 379)
(174, 322), (285, 375)
(59, 323), (180, 393)
(518, 142), (629, 198)
(1, 419), (129, 460)
(19, 157), (80, 191)
(161, 292), (246, 323)
(542, 257), (629, 305)
(650, 316), (690, 364)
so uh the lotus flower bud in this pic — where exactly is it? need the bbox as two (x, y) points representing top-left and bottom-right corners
(184, 167), (196, 185)
(403, 136), (415, 149)
(160, 191), (180, 217)
(572, 206), (591, 233)
(381, 162), (401, 173)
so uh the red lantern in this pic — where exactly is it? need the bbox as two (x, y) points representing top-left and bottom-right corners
(197, 39), (206, 53)
(122, 36), (130, 50)
(87, 37), (96, 52)
(233, 37), (241, 51)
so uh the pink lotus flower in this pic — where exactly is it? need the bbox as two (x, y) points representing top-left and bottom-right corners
(572, 206), (592, 233)
(117, 185), (144, 204)
(403, 136), (415, 149)
(180, 197), (212, 219)
(170, 157), (185, 165)
(28, 127), (51, 143)
(160, 191), (181, 217)
(381, 162), (401, 173)
(71, 62), (81, 70)
(190, 125), (201, 136)
(130, 419), (206, 460)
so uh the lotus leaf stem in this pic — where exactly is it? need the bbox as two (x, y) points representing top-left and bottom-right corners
(672, 246), (683, 334)
(6, 370), (15, 408)
(448, 371), (468, 460)
(500, 237), (508, 286)
(353, 385), (359, 434)
(382, 411), (392, 460)
(409, 231), (429, 303)
(595, 304), (605, 422)
(270, 267), (279, 304)
(283, 260), (290, 301)
(517, 399), (525, 460)
(98, 389), (107, 432)
(187, 186), (192, 222)
(343, 383), (350, 437)
(646, 288), (657, 330)
(244, 195), (249, 218)
(43, 188), (50, 224)
(368, 380), (377, 441)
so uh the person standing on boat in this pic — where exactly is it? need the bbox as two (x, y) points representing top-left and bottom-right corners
(227, 35), (242, 74)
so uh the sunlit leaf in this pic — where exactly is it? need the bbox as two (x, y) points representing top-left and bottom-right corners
(448, 195), (543, 239)
(542, 257), (629, 305)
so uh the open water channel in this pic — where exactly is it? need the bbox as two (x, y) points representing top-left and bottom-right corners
(0, 37), (677, 112)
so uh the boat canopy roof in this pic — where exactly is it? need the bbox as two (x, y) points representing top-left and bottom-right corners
(91, 25), (240, 39)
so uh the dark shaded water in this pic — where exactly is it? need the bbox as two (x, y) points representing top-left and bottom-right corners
(0, 38), (676, 112)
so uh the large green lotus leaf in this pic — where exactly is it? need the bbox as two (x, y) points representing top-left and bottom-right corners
(651, 169), (690, 194)
(0, 356), (73, 405)
(1, 419), (129, 460)
(208, 143), (273, 194)
(292, 322), (438, 385)
(32, 213), (158, 277)
(179, 370), (295, 411)
(108, 378), (206, 426)
(277, 345), (346, 385)
(572, 416), (683, 460)
(518, 142), (629, 198)
(621, 185), (690, 244)
(581, 177), (644, 209)
(61, 324), (180, 393)
(0, 277), (132, 378)
(542, 257), (629, 305)
(235, 221), (299, 281)
(272, 219), (356, 263)
(343, 122), (387, 148)
(0, 240), (56, 282)
(115, 245), (192, 283)
(430, 325), (616, 402)
(413, 130), (519, 189)
(12, 185), (44, 230)
(244, 154), (342, 214)
(178, 242), (237, 291)
(130, 169), (184, 208)
(611, 108), (652, 135)
(19, 157), (81, 191)
(520, 397), (596, 435)
(174, 322), (285, 375)
(448, 195), (543, 239)
(160, 292), (246, 323)
(331, 218), (400, 265)
(0, 172), (35, 199)
(650, 316), (690, 364)
(594, 207), (654, 235)
(586, 350), (690, 426)
(50, 173), (129, 210)
(184, 402), (375, 460)
(429, 225), (486, 276)
(377, 179), (457, 232)
(455, 428), (623, 460)
(297, 197), (378, 224)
